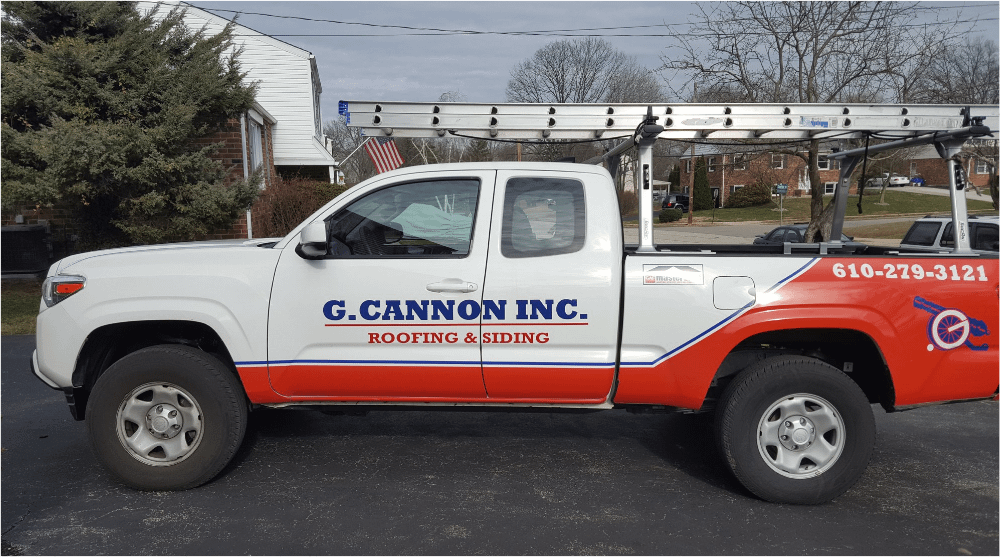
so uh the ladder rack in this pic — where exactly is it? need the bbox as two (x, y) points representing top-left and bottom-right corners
(338, 100), (997, 255)
(339, 101), (998, 141)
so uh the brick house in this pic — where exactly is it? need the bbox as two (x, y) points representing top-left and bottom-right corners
(675, 145), (851, 207)
(194, 103), (279, 239)
(906, 139), (997, 189)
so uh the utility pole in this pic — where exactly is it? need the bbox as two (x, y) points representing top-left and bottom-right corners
(687, 143), (695, 225)
(687, 82), (697, 226)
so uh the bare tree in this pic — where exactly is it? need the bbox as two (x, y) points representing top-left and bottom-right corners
(662, 1), (964, 241)
(905, 36), (999, 206)
(323, 117), (373, 184)
(507, 37), (663, 104)
(507, 38), (663, 163)
(907, 37), (999, 105)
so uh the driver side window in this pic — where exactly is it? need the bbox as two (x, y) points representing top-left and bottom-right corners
(325, 179), (480, 257)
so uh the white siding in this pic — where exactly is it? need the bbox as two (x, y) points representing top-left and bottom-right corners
(138, 2), (336, 167)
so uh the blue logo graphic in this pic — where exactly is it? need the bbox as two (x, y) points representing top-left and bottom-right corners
(914, 296), (989, 352)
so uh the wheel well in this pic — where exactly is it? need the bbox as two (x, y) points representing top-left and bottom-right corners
(706, 328), (895, 412)
(70, 321), (238, 420)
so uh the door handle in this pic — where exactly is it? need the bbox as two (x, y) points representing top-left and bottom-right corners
(427, 278), (478, 293)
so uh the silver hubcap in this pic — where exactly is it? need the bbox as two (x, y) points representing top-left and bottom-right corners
(117, 383), (203, 466)
(757, 393), (845, 479)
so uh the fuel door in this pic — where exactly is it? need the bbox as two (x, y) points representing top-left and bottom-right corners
(714, 276), (756, 310)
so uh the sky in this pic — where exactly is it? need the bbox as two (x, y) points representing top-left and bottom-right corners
(186, 1), (1000, 128)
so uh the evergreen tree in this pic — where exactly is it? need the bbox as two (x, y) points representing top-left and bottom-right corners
(667, 165), (680, 191)
(465, 139), (492, 162)
(693, 157), (712, 211)
(2, 1), (259, 247)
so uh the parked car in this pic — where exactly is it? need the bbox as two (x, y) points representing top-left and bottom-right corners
(865, 173), (909, 188)
(660, 194), (689, 212)
(753, 224), (865, 250)
(900, 215), (999, 254)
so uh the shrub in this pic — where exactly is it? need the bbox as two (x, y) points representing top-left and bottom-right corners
(659, 208), (682, 222)
(251, 177), (349, 238)
(727, 182), (774, 208)
(617, 190), (638, 217)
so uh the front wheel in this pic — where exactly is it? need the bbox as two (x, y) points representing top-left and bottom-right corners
(87, 344), (248, 490)
(715, 356), (875, 504)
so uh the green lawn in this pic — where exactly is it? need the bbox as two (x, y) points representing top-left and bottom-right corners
(842, 220), (915, 240)
(680, 190), (996, 224)
(2, 278), (42, 335)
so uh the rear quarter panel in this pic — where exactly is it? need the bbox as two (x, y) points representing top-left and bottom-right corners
(615, 254), (999, 409)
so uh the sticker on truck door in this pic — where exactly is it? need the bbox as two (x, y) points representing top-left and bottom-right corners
(643, 264), (704, 285)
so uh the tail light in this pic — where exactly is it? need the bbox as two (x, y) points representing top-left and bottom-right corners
(42, 275), (86, 308)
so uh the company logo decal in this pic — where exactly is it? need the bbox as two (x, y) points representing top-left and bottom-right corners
(643, 264), (704, 285)
(321, 298), (588, 345)
(914, 296), (989, 352)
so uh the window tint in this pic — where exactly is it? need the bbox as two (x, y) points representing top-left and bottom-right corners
(972, 223), (999, 251)
(325, 179), (479, 257)
(940, 223), (955, 248)
(903, 222), (941, 246)
(501, 177), (585, 258)
(784, 229), (802, 243)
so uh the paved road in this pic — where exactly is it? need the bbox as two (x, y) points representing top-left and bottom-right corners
(3, 335), (997, 555)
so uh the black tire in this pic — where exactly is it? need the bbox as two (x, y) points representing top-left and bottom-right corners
(86, 344), (248, 490)
(715, 356), (875, 504)
(676, 204), (686, 213)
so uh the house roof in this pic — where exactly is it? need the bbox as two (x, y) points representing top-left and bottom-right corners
(138, 1), (338, 167)
(158, 1), (315, 59)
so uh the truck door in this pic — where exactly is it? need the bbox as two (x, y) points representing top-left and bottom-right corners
(479, 170), (622, 403)
(266, 171), (495, 400)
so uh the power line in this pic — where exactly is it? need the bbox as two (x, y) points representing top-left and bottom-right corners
(230, 17), (997, 39)
(182, 1), (998, 39)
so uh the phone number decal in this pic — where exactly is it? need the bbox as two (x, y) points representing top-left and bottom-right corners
(832, 263), (989, 282)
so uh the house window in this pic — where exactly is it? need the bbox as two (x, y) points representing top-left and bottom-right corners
(730, 184), (744, 194)
(247, 119), (263, 173)
(824, 182), (837, 195)
(684, 160), (692, 173)
(910, 161), (918, 176)
(683, 186), (690, 194)
(771, 154), (785, 169)
(975, 159), (990, 174)
(733, 155), (748, 171)
(817, 156), (840, 171)
(313, 85), (323, 137)
(708, 157), (717, 172)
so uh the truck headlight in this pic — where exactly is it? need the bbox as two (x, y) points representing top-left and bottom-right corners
(42, 275), (86, 308)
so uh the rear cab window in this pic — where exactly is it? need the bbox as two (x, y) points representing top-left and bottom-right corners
(500, 177), (586, 258)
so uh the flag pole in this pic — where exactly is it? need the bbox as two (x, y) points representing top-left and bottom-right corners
(336, 136), (372, 167)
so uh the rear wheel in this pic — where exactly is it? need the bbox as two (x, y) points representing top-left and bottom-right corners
(715, 356), (875, 504)
(87, 344), (247, 490)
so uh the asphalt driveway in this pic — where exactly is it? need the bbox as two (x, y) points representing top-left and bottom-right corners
(3, 335), (997, 555)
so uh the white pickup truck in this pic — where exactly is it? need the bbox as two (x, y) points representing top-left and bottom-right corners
(32, 160), (998, 504)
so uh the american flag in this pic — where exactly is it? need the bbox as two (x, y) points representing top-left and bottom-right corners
(364, 137), (404, 174)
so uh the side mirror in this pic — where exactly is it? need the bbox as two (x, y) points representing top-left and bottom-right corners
(296, 221), (327, 260)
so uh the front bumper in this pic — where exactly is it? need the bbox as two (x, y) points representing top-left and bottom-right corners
(30, 350), (87, 421)
(30, 350), (60, 389)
